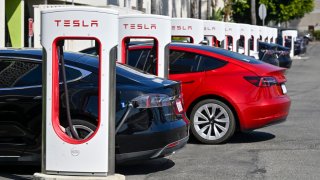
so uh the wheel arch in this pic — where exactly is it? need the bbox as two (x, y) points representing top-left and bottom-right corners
(186, 94), (241, 131)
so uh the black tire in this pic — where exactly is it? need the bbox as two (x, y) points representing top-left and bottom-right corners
(190, 99), (236, 144)
(65, 119), (97, 140)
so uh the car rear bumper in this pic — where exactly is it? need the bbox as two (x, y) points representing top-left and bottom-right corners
(238, 96), (291, 131)
(116, 123), (189, 164)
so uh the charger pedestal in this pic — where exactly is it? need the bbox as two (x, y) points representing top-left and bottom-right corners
(34, 6), (124, 180)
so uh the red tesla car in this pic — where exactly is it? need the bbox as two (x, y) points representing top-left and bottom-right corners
(83, 43), (291, 144)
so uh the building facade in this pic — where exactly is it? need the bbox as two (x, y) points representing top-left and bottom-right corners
(288, 0), (320, 32)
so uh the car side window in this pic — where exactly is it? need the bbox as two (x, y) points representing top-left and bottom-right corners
(59, 66), (83, 82)
(199, 55), (227, 71)
(169, 50), (201, 74)
(0, 59), (41, 88)
(127, 49), (156, 74)
(0, 58), (83, 88)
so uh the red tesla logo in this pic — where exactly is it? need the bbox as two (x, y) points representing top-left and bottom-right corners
(122, 24), (157, 30)
(172, 25), (192, 31)
(54, 20), (98, 27)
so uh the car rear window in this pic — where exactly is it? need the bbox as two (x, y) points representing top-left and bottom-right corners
(223, 51), (262, 64)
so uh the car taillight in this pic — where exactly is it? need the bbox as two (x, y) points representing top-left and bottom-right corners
(131, 94), (171, 108)
(244, 76), (278, 87)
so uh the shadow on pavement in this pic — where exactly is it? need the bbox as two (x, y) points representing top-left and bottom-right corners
(188, 131), (275, 144)
(228, 131), (275, 144)
(116, 158), (175, 176)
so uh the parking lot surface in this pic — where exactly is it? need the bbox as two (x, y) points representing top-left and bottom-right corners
(1, 42), (320, 180)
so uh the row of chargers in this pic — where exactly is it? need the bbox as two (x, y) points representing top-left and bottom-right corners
(39, 6), (296, 178)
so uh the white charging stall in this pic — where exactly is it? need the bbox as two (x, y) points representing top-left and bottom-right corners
(239, 24), (251, 56)
(265, 27), (272, 43)
(203, 20), (225, 48)
(259, 26), (268, 42)
(250, 25), (260, 59)
(225, 22), (240, 53)
(118, 14), (171, 78)
(271, 28), (278, 43)
(171, 18), (204, 44)
(282, 30), (298, 57)
(37, 7), (119, 178)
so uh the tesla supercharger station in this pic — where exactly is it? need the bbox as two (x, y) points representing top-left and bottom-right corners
(118, 14), (171, 78)
(171, 18), (204, 44)
(35, 7), (122, 178)
(282, 30), (298, 57)
(225, 22), (240, 53)
(250, 25), (260, 59)
(239, 24), (251, 56)
(203, 20), (225, 48)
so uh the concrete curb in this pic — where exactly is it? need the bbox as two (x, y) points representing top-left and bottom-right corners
(292, 56), (309, 60)
(33, 173), (125, 180)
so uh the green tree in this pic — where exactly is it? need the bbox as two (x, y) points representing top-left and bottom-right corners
(232, 0), (314, 24)
(259, 0), (314, 24)
(232, 0), (251, 23)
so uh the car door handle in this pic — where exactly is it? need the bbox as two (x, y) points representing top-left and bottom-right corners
(182, 80), (195, 84)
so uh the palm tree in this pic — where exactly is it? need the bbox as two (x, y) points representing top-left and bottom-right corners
(251, 0), (256, 25)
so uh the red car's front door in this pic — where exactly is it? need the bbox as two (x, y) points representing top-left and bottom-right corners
(168, 50), (205, 109)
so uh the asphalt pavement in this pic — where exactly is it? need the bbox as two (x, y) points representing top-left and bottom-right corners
(1, 42), (320, 180)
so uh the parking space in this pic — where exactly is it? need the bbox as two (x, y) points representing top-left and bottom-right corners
(1, 42), (320, 180)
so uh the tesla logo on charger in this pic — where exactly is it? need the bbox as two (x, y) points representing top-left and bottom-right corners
(172, 25), (192, 31)
(54, 20), (99, 27)
(122, 24), (157, 30)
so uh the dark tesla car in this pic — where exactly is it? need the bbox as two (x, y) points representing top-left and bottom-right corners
(275, 44), (292, 68)
(258, 42), (279, 66)
(0, 49), (189, 164)
(258, 42), (292, 68)
(284, 38), (307, 56)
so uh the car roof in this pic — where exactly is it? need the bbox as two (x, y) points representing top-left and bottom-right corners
(169, 43), (260, 63)
(0, 48), (98, 68)
(258, 41), (278, 48)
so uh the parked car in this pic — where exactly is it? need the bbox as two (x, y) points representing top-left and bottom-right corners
(294, 37), (307, 55)
(258, 42), (292, 68)
(274, 44), (292, 68)
(85, 43), (291, 144)
(0, 49), (189, 164)
(303, 33), (313, 45)
(284, 38), (307, 56)
(258, 42), (280, 66)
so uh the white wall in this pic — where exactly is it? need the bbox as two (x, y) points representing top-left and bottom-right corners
(0, 0), (5, 48)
